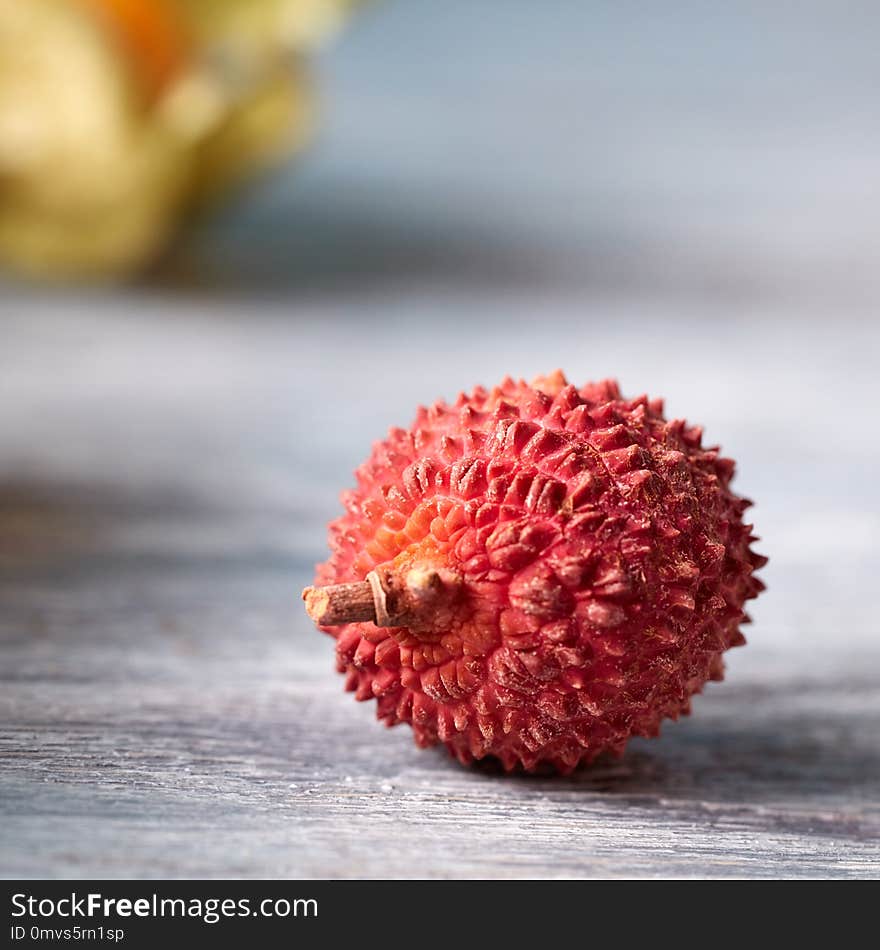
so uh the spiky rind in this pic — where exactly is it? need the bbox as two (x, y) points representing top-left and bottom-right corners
(314, 373), (766, 774)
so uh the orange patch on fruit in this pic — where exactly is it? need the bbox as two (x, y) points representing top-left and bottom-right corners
(77, 0), (191, 100)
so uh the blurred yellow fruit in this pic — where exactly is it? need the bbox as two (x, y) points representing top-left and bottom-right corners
(0, 0), (353, 281)
(180, 0), (353, 54)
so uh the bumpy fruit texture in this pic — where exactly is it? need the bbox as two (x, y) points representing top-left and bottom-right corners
(312, 372), (767, 773)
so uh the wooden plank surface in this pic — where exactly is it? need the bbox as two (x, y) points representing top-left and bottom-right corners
(2, 301), (877, 879)
(2, 0), (880, 878)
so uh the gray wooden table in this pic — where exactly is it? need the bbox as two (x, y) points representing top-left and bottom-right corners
(2, 0), (879, 878)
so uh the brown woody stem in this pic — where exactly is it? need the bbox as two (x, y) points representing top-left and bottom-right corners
(302, 567), (461, 628)
(302, 581), (377, 625)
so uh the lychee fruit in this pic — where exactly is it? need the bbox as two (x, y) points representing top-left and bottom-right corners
(303, 372), (767, 774)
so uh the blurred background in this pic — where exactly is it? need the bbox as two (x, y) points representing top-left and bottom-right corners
(2, 0), (879, 878)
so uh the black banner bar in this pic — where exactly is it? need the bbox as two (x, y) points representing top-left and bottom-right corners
(2, 880), (874, 946)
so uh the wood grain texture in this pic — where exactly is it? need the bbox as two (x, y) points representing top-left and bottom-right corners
(2, 305), (877, 879)
(2, 0), (880, 879)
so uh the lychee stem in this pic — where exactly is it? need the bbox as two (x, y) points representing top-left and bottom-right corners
(302, 581), (377, 625)
(303, 567), (461, 628)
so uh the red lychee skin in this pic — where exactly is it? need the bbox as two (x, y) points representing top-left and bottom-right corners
(313, 372), (767, 774)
